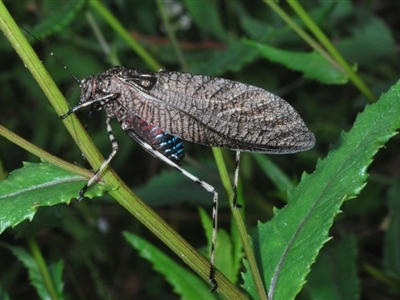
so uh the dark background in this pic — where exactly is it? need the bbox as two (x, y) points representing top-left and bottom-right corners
(0, 0), (399, 299)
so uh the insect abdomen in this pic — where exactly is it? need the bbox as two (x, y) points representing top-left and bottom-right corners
(124, 115), (185, 164)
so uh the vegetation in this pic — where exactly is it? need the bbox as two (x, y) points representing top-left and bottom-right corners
(0, 1), (399, 299)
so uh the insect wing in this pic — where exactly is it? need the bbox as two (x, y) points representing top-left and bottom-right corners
(128, 70), (315, 154)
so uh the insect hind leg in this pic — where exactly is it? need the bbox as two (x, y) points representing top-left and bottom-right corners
(232, 151), (242, 208)
(124, 128), (219, 292)
(158, 149), (219, 292)
(175, 165), (219, 292)
(78, 116), (118, 201)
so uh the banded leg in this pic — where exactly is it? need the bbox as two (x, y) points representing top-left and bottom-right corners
(78, 116), (119, 201)
(59, 94), (120, 200)
(59, 93), (119, 120)
(232, 151), (242, 208)
(124, 128), (219, 292)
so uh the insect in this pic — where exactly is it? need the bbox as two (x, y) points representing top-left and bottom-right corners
(58, 66), (315, 291)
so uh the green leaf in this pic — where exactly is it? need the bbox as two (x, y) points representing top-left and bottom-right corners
(304, 236), (360, 299)
(243, 80), (400, 299)
(252, 154), (294, 198)
(30, 0), (85, 38)
(135, 164), (226, 208)
(0, 161), (110, 233)
(336, 13), (397, 66)
(189, 40), (259, 76)
(12, 206), (65, 238)
(244, 39), (348, 84)
(239, 13), (272, 40)
(383, 180), (400, 281)
(0, 243), (64, 300)
(183, 0), (227, 41)
(123, 232), (216, 300)
(48, 260), (64, 297)
(229, 184), (245, 285)
(238, 1), (335, 43)
(0, 287), (10, 300)
(198, 207), (242, 284)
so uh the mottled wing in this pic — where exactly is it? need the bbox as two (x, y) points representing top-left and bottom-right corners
(124, 69), (315, 154)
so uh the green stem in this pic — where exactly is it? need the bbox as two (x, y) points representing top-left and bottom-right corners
(0, 124), (92, 179)
(266, 0), (338, 68)
(156, 0), (188, 71)
(85, 10), (121, 66)
(88, 0), (161, 71)
(286, 0), (376, 102)
(265, 0), (376, 103)
(362, 263), (400, 292)
(27, 237), (59, 300)
(212, 148), (268, 300)
(0, 1), (245, 297)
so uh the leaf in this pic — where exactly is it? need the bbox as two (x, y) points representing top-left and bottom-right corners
(12, 206), (65, 238)
(229, 185), (245, 285)
(244, 39), (348, 84)
(336, 13), (397, 66)
(48, 260), (64, 298)
(242, 80), (400, 299)
(123, 232), (216, 300)
(198, 207), (242, 284)
(252, 154), (294, 199)
(135, 164), (227, 208)
(189, 40), (259, 76)
(304, 236), (360, 299)
(238, 1), (335, 42)
(383, 180), (400, 281)
(30, 0), (85, 38)
(0, 287), (10, 300)
(0, 161), (110, 233)
(239, 13), (273, 41)
(183, 0), (227, 41)
(0, 243), (64, 299)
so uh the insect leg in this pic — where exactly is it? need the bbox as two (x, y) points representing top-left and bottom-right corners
(125, 129), (219, 292)
(78, 116), (118, 201)
(233, 151), (242, 208)
(59, 94), (118, 119)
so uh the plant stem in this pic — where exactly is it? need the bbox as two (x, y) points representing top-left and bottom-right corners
(213, 148), (268, 300)
(88, 0), (161, 71)
(0, 124), (92, 179)
(265, 0), (376, 103)
(156, 0), (188, 71)
(27, 237), (59, 300)
(286, 0), (376, 102)
(0, 1), (246, 297)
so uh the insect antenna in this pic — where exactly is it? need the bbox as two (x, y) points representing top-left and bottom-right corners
(20, 26), (81, 86)
(20, 27), (98, 128)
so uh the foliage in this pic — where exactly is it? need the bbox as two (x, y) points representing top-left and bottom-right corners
(1, 0), (400, 299)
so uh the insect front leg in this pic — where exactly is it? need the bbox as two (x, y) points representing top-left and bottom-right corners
(59, 94), (119, 119)
(77, 116), (118, 201)
(59, 93), (120, 200)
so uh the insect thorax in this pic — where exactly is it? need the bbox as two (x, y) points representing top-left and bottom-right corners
(79, 67), (158, 117)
